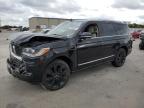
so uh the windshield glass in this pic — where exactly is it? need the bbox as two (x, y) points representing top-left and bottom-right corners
(47, 21), (83, 38)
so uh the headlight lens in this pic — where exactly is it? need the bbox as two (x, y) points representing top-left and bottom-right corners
(22, 48), (50, 57)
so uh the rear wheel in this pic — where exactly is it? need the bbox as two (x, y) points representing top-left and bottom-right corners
(112, 48), (126, 67)
(41, 60), (70, 90)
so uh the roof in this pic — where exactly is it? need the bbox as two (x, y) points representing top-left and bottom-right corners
(74, 19), (128, 24)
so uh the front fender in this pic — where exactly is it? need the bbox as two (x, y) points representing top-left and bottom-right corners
(43, 47), (77, 72)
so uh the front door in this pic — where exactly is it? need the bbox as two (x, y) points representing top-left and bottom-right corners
(77, 23), (104, 68)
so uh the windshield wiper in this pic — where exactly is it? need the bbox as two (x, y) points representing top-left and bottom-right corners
(50, 34), (67, 39)
(47, 34), (67, 40)
(51, 34), (63, 36)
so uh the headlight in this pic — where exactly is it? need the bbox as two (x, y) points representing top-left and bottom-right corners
(22, 48), (50, 57)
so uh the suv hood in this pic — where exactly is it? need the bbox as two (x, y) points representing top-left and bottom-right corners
(11, 34), (67, 48)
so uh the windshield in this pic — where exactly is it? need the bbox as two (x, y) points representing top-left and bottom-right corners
(47, 21), (83, 38)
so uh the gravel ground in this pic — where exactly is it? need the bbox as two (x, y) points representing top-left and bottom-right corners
(0, 33), (144, 108)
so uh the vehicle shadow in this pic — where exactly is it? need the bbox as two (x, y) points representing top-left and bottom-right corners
(6, 62), (114, 93)
(70, 62), (114, 83)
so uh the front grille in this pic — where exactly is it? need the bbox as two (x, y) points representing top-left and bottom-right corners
(11, 57), (21, 67)
(10, 57), (26, 74)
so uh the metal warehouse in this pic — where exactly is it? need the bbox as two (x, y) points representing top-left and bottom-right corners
(29, 17), (73, 29)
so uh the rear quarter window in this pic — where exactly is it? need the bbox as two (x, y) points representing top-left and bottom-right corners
(98, 22), (129, 36)
(113, 24), (129, 35)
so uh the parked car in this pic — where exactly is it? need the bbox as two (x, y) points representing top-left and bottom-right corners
(7, 20), (133, 90)
(131, 30), (142, 39)
(139, 30), (144, 50)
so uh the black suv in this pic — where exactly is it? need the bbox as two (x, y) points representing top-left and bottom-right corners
(139, 31), (144, 50)
(7, 20), (133, 90)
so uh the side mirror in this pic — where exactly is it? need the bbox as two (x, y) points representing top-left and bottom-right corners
(79, 32), (92, 40)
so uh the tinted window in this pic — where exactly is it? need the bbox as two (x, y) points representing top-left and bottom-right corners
(99, 23), (115, 36)
(99, 22), (129, 36)
(113, 24), (128, 35)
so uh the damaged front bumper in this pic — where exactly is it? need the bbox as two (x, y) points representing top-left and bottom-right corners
(7, 56), (43, 82)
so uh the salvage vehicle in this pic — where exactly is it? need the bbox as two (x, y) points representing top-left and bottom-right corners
(139, 31), (144, 50)
(7, 20), (133, 90)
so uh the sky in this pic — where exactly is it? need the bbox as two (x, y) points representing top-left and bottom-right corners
(0, 0), (144, 26)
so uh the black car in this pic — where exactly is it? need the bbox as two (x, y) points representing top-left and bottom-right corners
(139, 31), (144, 50)
(7, 20), (133, 90)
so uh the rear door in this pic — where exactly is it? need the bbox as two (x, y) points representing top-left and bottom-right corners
(99, 22), (128, 59)
(98, 22), (116, 58)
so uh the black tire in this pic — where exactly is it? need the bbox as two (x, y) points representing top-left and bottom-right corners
(112, 48), (126, 67)
(41, 60), (70, 91)
(139, 41), (144, 50)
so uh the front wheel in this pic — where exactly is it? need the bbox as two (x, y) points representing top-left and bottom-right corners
(112, 48), (126, 67)
(41, 60), (70, 91)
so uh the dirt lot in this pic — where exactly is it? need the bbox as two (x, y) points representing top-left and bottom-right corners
(0, 33), (144, 108)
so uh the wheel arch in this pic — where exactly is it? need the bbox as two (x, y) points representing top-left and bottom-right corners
(114, 44), (128, 56)
(53, 56), (73, 71)
(120, 46), (128, 55)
